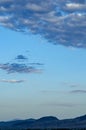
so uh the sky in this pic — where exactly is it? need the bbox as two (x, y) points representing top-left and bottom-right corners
(0, 0), (86, 121)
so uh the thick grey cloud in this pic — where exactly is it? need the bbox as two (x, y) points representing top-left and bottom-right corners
(0, 79), (25, 83)
(0, 0), (86, 48)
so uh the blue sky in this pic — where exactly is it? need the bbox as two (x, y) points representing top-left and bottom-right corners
(0, 0), (86, 121)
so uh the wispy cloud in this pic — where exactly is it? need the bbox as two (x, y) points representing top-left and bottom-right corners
(0, 0), (86, 48)
(41, 90), (65, 94)
(61, 81), (80, 88)
(70, 90), (86, 94)
(42, 102), (78, 108)
(0, 79), (25, 83)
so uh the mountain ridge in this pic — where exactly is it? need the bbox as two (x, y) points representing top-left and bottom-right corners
(0, 115), (86, 129)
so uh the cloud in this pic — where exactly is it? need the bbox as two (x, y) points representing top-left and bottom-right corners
(41, 90), (65, 94)
(0, 79), (25, 83)
(0, 0), (86, 48)
(0, 53), (43, 74)
(42, 102), (78, 108)
(29, 63), (44, 66)
(61, 81), (79, 88)
(0, 63), (42, 74)
(70, 90), (86, 94)
(15, 55), (28, 61)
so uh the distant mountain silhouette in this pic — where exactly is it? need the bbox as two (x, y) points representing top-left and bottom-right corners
(74, 114), (86, 121)
(0, 115), (86, 129)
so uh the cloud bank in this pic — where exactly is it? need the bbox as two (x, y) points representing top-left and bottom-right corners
(0, 0), (86, 48)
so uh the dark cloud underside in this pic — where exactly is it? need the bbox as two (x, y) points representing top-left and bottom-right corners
(0, 0), (86, 48)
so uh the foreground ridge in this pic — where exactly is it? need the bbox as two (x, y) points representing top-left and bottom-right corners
(0, 115), (86, 129)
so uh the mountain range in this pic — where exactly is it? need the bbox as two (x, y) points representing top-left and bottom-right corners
(0, 115), (86, 129)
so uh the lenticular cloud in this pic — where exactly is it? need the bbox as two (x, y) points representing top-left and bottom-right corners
(0, 0), (86, 48)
